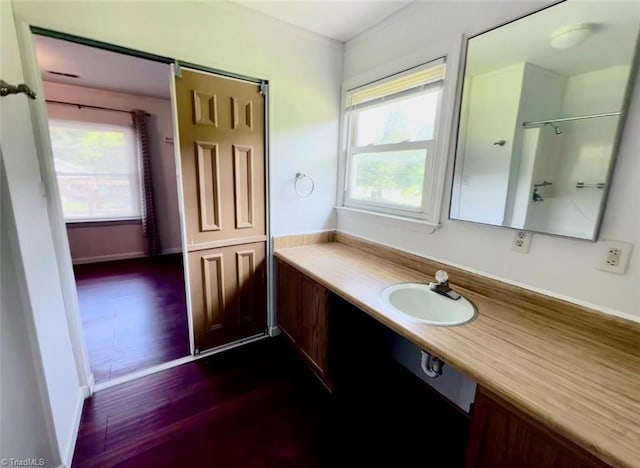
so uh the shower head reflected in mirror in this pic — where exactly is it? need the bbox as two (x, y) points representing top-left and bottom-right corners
(545, 122), (563, 135)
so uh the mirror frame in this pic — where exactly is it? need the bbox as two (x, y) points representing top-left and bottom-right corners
(448, 0), (640, 241)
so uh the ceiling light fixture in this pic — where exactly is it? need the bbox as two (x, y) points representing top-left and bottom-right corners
(550, 23), (596, 50)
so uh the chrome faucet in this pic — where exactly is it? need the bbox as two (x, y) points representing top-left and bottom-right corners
(429, 270), (461, 300)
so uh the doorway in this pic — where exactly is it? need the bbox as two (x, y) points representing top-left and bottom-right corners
(33, 34), (190, 384)
(30, 30), (271, 387)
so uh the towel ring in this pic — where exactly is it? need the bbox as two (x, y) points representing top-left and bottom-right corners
(294, 172), (315, 198)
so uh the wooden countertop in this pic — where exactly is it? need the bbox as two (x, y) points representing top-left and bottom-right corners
(275, 241), (640, 468)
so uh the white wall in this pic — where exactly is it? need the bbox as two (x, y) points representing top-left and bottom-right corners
(505, 63), (566, 228)
(455, 63), (525, 225)
(65, 221), (145, 263)
(13, 0), (343, 237)
(1, 162), (57, 467)
(391, 335), (476, 413)
(2, 1), (82, 464)
(557, 65), (629, 195)
(43, 80), (181, 262)
(340, 0), (640, 320)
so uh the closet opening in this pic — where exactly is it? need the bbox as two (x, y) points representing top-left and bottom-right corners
(33, 33), (190, 384)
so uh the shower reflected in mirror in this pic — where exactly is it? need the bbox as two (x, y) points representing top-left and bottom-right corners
(450, 1), (640, 240)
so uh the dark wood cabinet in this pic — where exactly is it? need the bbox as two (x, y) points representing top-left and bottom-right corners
(276, 261), (300, 344)
(466, 387), (607, 468)
(276, 260), (330, 384)
(299, 275), (329, 377)
(278, 260), (608, 466)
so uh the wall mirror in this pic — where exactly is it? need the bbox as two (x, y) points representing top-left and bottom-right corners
(450, 0), (639, 240)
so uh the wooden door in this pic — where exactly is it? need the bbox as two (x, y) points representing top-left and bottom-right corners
(175, 69), (267, 352)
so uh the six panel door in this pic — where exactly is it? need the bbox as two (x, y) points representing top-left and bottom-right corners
(175, 69), (267, 352)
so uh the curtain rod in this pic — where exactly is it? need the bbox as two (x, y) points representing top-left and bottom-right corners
(522, 111), (621, 127)
(45, 99), (150, 117)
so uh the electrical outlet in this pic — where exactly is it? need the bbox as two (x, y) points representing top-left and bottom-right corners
(596, 241), (633, 274)
(512, 231), (532, 253)
(605, 248), (621, 268)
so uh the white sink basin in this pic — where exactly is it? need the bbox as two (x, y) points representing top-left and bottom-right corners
(381, 283), (476, 326)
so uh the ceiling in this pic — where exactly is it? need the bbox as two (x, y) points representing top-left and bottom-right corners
(34, 35), (171, 99)
(228, 0), (413, 42)
(35, 1), (635, 97)
(34, 1), (412, 95)
(466, 1), (640, 77)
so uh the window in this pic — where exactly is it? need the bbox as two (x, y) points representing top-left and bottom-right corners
(49, 120), (141, 222)
(342, 59), (446, 220)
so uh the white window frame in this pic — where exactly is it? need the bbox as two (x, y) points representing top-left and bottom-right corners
(338, 56), (453, 225)
(49, 119), (142, 223)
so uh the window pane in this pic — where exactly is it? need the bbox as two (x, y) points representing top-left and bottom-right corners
(56, 175), (139, 220)
(349, 149), (427, 209)
(355, 90), (439, 146)
(49, 120), (140, 221)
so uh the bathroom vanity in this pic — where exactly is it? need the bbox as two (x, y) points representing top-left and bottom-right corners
(274, 234), (639, 468)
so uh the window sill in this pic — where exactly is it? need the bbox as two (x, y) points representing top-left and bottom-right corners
(336, 206), (440, 228)
(65, 218), (142, 228)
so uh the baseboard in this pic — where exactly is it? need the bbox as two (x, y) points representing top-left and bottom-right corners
(71, 251), (146, 265)
(62, 387), (85, 468)
(161, 247), (183, 255)
(81, 373), (95, 398)
(269, 326), (281, 337)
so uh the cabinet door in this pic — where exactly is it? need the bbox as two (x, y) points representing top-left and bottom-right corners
(276, 260), (300, 343)
(299, 275), (329, 377)
(465, 388), (607, 468)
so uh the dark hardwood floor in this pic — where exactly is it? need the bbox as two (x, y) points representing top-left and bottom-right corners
(73, 338), (469, 468)
(74, 254), (189, 383)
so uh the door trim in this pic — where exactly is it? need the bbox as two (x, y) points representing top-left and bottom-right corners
(177, 60), (264, 85)
(15, 19), (94, 392)
(30, 25), (173, 64)
(169, 63), (196, 354)
(264, 80), (276, 336)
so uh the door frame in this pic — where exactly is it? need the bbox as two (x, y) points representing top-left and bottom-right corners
(14, 21), (275, 392)
(168, 63), (196, 355)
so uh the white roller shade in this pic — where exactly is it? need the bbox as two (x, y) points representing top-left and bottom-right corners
(346, 59), (446, 110)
